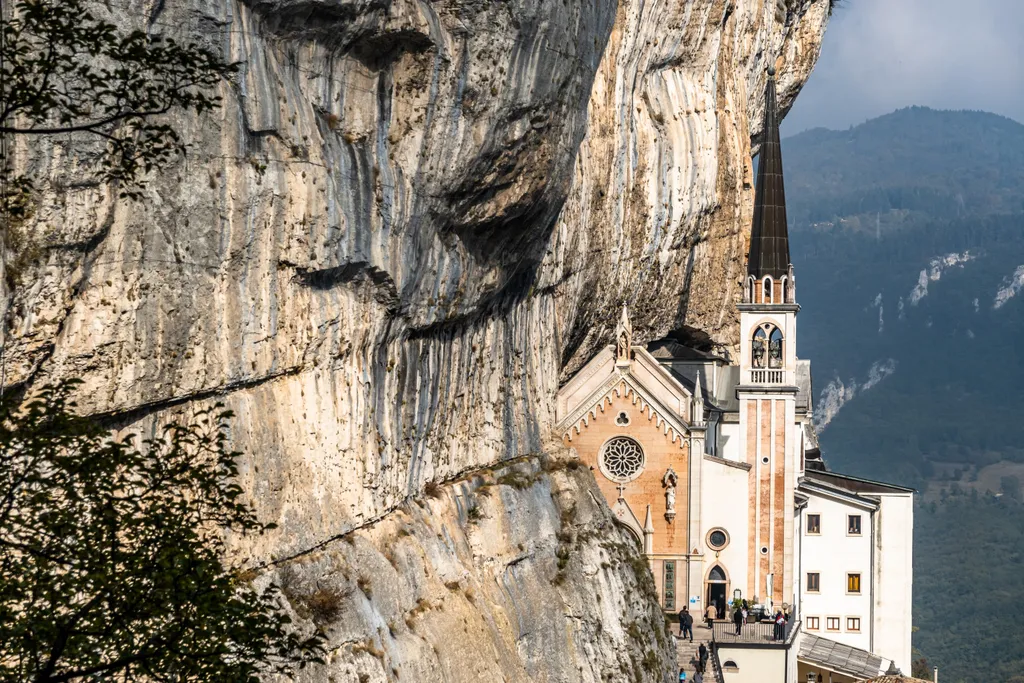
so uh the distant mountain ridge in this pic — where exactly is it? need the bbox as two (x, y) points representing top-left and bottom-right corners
(785, 107), (1024, 231)
(784, 105), (1024, 683)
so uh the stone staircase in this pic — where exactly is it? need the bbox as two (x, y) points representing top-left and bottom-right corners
(674, 624), (720, 681)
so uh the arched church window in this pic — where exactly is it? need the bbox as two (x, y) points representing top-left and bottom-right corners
(752, 327), (767, 368)
(763, 277), (773, 303)
(708, 565), (726, 582)
(752, 323), (783, 369)
(599, 437), (645, 483)
(768, 326), (784, 369)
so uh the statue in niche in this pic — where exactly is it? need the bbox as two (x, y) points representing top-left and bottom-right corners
(616, 304), (633, 363)
(663, 467), (678, 519)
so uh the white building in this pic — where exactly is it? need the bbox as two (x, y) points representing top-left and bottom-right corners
(555, 68), (914, 683)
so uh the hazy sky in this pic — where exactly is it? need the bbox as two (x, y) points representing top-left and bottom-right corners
(783, 0), (1024, 134)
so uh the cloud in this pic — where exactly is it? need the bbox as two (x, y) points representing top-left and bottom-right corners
(784, 0), (1024, 133)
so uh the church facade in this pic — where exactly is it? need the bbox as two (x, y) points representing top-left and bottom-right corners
(555, 70), (913, 682)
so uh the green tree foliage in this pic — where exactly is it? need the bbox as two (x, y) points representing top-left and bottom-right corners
(0, 0), (235, 211)
(0, 382), (324, 682)
(999, 475), (1020, 500)
(914, 498), (1024, 683)
(910, 657), (932, 680)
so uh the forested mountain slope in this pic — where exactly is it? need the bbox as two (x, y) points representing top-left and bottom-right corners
(786, 107), (1024, 683)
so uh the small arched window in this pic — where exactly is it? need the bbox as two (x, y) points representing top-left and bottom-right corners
(763, 276), (773, 304)
(753, 323), (783, 369)
(752, 327), (767, 368)
(780, 276), (788, 303)
(708, 565), (726, 582)
(768, 327), (784, 369)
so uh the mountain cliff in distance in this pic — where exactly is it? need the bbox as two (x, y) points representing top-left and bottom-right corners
(785, 107), (1024, 683)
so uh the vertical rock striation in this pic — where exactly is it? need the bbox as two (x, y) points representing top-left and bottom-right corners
(275, 458), (675, 682)
(2, 0), (829, 678)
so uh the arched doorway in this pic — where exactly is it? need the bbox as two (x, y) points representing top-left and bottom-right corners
(705, 565), (729, 619)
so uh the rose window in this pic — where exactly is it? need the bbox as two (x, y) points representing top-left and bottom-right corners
(600, 437), (645, 482)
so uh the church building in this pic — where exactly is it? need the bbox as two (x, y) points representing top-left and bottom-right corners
(555, 68), (914, 683)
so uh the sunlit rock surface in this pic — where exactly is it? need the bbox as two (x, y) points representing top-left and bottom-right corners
(2, 0), (828, 678)
(276, 458), (674, 682)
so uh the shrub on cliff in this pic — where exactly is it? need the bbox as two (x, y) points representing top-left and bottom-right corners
(0, 381), (324, 682)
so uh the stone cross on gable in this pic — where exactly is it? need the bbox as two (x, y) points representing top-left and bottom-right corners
(616, 482), (627, 499)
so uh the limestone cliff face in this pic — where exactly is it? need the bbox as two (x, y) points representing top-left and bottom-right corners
(2, 0), (828, 677)
(275, 458), (675, 682)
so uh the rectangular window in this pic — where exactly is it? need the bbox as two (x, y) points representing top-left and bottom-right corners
(806, 572), (820, 592)
(826, 617), (840, 631)
(847, 617), (861, 632)
(663, 561), (676, 611)
(807, 514), (821, 535)
(848, 514), (862, 535)
(806, 617), (820, 631)
(847, 573), (862, 594)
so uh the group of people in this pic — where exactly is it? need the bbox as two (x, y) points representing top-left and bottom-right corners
(682, 601), (792, 639)
(673, 602), (791, 682)
(677, 642), (709, 683)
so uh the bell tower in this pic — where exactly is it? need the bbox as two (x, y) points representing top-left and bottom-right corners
(737, 66), (800, 609)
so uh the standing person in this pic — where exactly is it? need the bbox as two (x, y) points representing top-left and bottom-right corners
(705, 601), (716, 628)
(698, 642), (709, 673)
(679, 668), (687, 682)
(733, 603), (744, 636)
(773, 610), (786, 641)
(679, 607), (694, 642)
(741, 604), (748, 625)
(695, 671), (704, 683)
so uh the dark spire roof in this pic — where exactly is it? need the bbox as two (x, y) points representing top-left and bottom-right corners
(748, 67), (791, 279)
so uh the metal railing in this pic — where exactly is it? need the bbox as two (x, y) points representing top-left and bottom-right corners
(710, 619), (798, 645)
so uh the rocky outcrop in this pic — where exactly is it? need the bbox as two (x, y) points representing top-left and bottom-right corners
(2, 0), (829, 678)
(272, 456), (674, 682)
(3, 0), (829, 556)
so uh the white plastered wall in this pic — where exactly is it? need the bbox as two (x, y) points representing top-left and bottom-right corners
(799, 490), (873, 652)
(718, 646), (791, 683)
(699, 459), (751, 608)
(872, 493), (914, 671)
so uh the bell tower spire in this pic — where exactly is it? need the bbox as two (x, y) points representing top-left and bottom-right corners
(747, 65), (791, 283)
(736, 66), (800, 610)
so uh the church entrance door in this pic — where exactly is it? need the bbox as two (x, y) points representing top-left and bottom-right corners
(707, 583), (726, 618)
(706, 565), (728, 619)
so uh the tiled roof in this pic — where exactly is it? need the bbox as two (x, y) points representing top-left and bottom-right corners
(799, 633), (886, 680)
(805, 469), (916, 494)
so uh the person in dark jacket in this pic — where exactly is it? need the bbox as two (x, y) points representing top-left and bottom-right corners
(773, 610), (786, 641)
(679, 607), (694, 642)
(698, 643), (708, 673)
(732, 604), (743, 635)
